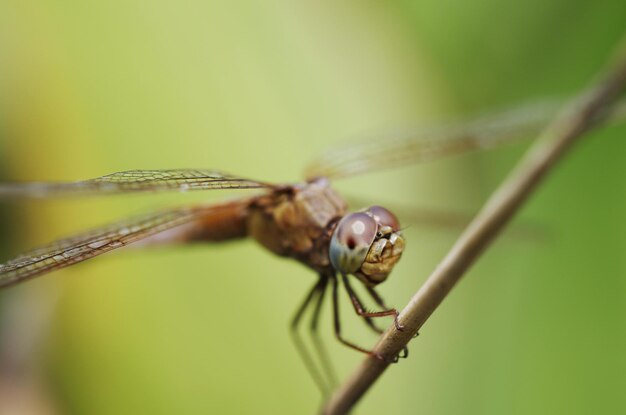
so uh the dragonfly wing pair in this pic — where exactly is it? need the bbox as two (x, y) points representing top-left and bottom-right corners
(0, 170), (271, 288)
(0, 99), (577, 289)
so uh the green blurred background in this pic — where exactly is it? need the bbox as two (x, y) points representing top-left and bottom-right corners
(1, 1), (625, 414)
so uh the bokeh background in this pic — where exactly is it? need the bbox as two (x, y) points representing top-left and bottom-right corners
(1, 1), (625, 414)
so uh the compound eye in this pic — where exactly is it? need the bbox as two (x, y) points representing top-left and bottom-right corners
(329, 213), (377, 274)
(367, 206), (400, 231)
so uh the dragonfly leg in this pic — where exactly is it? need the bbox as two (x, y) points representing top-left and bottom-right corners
(362, 284), (404, 332)
(342, 275), (404, 331)
(290, 278), (329, 394)
(338, 277), (385, 335)
(331, 275), (374, 355)
(365, 285), (410, 359)
(308, 275), (338, 388)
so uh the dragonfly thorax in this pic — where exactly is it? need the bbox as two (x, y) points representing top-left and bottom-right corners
(247, 178), (347, 273)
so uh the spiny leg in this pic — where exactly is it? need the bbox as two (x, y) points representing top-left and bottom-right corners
(331, 275), (373, 355)
(308, 275), (338, 388)
(290, 278), (328, 394)
(342, 275), (403, 331)
(340, 278), (385, 335)
(365, 285), (410, 359)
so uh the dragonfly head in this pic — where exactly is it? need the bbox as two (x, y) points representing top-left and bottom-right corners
(329, 206), (405, 286)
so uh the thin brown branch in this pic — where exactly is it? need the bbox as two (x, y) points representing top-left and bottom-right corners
(322, 34), (626, 415)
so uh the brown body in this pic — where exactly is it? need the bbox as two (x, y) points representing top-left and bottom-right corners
(177, 178), (347, 274)
(146, 177), (404, 283)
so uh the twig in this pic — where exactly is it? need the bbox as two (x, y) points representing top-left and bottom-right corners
(322, 34), (626, 415)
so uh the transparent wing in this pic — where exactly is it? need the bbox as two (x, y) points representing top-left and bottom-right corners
(0, 202), (247, 288)
(306, 98), (620, 180)
(0, 169), (272, 198)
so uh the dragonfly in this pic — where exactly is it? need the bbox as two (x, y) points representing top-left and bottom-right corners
(1, 98), (619, 393)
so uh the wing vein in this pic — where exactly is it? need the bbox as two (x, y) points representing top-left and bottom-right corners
(0, 206), (203, 288)
(0, 169), (272, 198)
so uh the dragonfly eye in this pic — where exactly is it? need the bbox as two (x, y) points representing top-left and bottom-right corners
(329, 213), (377, 274)
(366, 206), (400, 231)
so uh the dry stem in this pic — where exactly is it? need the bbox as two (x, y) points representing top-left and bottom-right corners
(322, 34), (626, 415)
